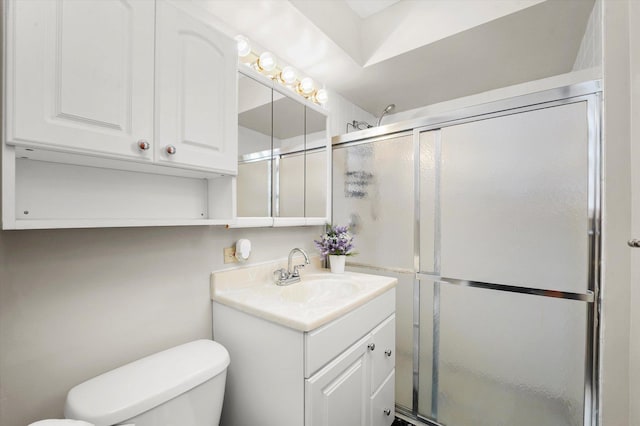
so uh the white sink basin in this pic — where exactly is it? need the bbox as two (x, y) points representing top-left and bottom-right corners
(280, 275), (359, 304)
(210, 265), (397, 331)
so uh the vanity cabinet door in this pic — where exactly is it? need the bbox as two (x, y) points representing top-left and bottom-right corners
(371, 370), (395, 426)
(155, 0), (237, 173)
(306, 337), (371, 426)
(370, 314), (396, 392)
(6, 0), (155, 160)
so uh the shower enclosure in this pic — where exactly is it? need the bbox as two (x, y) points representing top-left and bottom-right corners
(332, 82), (601, 426)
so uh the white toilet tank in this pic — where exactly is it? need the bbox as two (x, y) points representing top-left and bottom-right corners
(64, 340), (229, 426)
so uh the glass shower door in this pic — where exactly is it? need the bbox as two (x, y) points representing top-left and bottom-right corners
(418, 101), (594, 426)
(332, 133), (415, 411)
(332, 94), (599, 426)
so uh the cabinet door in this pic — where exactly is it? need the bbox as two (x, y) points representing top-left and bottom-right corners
(155, 0), (238, 173)
(371, 370), (395, 426)
(7, 0), (155, 160)
(306, 337), (370, 426)
(371, 314), (396, 392)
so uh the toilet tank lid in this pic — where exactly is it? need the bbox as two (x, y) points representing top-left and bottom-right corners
(64, 340), (229, 426)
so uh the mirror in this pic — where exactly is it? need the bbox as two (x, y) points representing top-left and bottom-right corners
(304, 107), (327, 218)
(273, 90), (306, 217)
(235, 70), (329, 225)
(237, 73), (272, 218)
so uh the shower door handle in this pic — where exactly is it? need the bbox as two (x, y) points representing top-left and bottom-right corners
(628, 239), (640, 248)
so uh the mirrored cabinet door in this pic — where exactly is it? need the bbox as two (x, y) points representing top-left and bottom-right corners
(272, 90), (306, 218)
(237, 73), (272, 218)
(305, 106), (328, 218)
(234, 70), (329, 227)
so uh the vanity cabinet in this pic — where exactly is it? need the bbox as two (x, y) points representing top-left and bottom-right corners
(306, 314), (396, 426)
(5, 0), (237, 174)
(212, 287), (396, 426)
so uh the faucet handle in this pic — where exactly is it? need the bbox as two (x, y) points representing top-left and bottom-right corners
(292, 264), (306, 277)
(273, 268), (288, 283)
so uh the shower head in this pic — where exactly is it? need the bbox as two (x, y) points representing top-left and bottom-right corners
(377, 104), (396, 126)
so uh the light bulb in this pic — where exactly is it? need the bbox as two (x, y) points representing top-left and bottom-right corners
(257, 52), (277, 72)
(279, 66), (297, 85)
(298, 77), (315, 95)
(234, 35), (251, 58)
(314, 88), (329, 104)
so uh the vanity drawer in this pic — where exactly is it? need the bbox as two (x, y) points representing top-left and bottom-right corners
(304, 288), (395, 377)
(371, 369), (395, 426)
(371, 314), (395, 392)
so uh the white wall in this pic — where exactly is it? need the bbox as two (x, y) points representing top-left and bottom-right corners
(327, 90), (376, 136)
(379, 68), (602, 127)
(573, 0), (603, 71)
(600, 1), (632, 425)
(629, 1), (640, 424)
(0, 225), (321, 425)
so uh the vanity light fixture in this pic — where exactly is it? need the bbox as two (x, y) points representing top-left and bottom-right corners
(314, 88), (329, 105)
(234, 35), (328, 106)
(234, 35), (252, 58)
(257, 51), (277, 72)
(279, 66), (297, 85)
(297, 77), (315, 96)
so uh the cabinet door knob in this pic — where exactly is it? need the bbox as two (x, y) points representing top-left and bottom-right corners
(385, 349), (392, 357)
(165, 145), (177, 155)
(629, 239), (640, 248)
(367, 343), (375, 351)
(137, 140), (150, 151)
(384, 409), (391, 416)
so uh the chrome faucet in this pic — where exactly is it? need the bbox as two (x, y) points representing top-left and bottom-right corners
(273, 248), (310, 286)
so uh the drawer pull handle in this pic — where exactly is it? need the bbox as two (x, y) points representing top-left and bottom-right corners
(384, 409), (391, 416)
(166, 145), (177, 155)
(368, 343), (375, 351)
(385, 349), (392, 357)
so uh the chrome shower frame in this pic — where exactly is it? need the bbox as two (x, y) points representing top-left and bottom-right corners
(332, 80), (603, 426)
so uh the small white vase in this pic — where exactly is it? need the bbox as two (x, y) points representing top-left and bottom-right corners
(329, 255), (346, 274)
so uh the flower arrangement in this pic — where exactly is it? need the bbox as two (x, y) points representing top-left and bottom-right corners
(314, 225), (355, 258)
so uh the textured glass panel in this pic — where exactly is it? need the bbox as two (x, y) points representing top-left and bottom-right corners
(419, 131), (438, 273)
(305, 149), (327, 217)
(346, 265), (414, 410)
(279, 153), (305, 217)
(438, 284), (587, 426)
(237, 160), (270, 217)
(237, 74), (272, 217)
(332, 135), (414, 270)
(418, 277), (435, 418)
(440, 102), (589, 293)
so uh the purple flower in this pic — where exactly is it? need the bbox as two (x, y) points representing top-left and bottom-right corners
(314, 225), (355, 258)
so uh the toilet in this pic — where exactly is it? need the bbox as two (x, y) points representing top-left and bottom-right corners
(43, 340), (229, 426)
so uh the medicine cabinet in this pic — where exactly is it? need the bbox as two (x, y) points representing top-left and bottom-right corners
(234, 69), (330, 227)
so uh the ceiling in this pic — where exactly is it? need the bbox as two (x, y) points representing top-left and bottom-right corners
(199, 0), (595, 116)
(344, 0), (401, 18)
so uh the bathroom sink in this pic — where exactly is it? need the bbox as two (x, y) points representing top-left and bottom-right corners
(280, 275), (359, 304)
(210, 262), (397, 331)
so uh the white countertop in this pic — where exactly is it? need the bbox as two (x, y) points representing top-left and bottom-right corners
(210, 258), (397, 332)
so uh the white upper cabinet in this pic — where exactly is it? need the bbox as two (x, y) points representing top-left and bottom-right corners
(155, 0), (238, 174)
(7, 0), (155, 161)
(6, 0), (237, 174)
